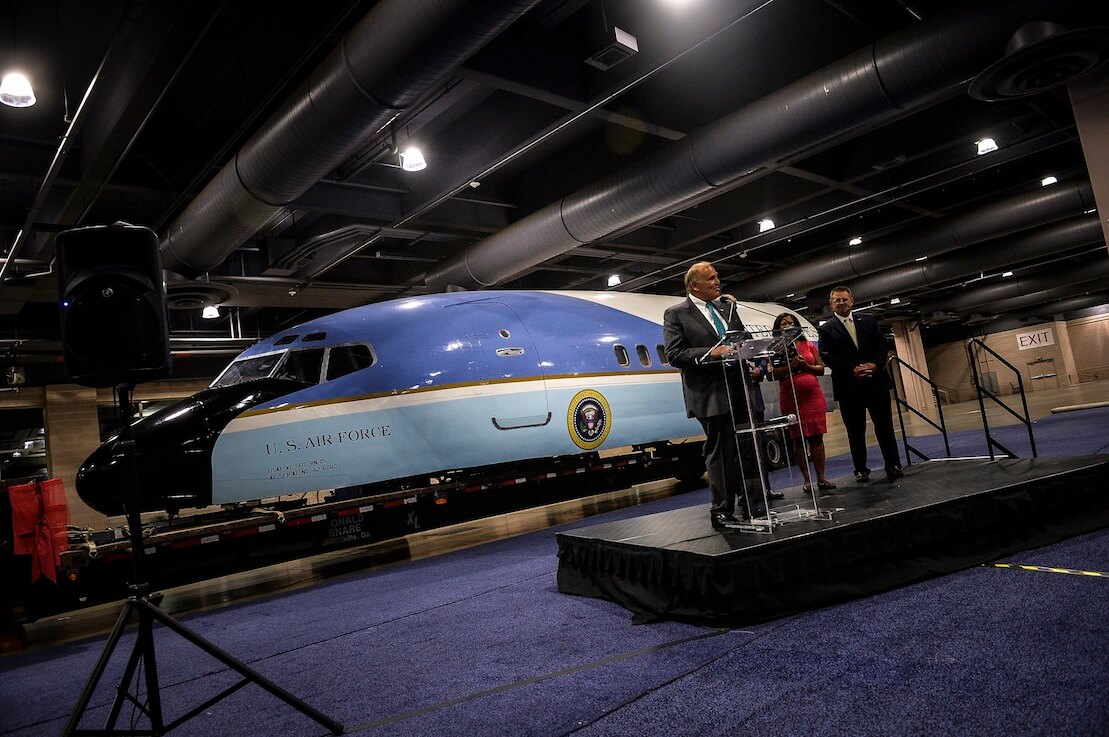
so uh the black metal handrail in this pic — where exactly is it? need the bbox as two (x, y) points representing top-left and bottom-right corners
(965, 338), (1038, 459)
(887, 356), (950, 464)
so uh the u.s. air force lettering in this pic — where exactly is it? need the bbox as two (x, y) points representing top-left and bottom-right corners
(266, 425), (390, 455)
(567, 389), (612, 450)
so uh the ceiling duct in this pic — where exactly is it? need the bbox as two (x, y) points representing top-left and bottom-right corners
(741, 178), (1094, 303)
(917, 255), (1109, 315)
(968, 21), (1109, 101)
(980, 280), (1109, 317)
(810, 212), (1103, 309)
(159, 0), (541, 279)
(424, 0), (1089, 293)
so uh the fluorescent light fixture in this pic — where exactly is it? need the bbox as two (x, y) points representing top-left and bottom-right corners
(785, 293), (795, 298)
(757, 218), (775, 232)
(976, 137), (998, 155)
(849, 237), (862, 246)
(0, 72), (35, 107)
(607, 274), (621, 287)
(890, 297), (901, 305)
(1041, 176), (1058, 186)
(1002, 271), (1013, 277)
(915, 255), (928, 262)
(202, 305), (220, 319)
(400, 146), (426, 171)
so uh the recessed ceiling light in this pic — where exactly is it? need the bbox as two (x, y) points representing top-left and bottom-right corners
(1002, 271), (1013, 277)
(1041, 176), (1058, 186)
(202, 305), (220, 319)
(607, 274), (621, 287)
(915, 255), (928, 262)
(890, 297), (901, 305)
(849, 237), (862, 246)
(757, 218), (775, 232)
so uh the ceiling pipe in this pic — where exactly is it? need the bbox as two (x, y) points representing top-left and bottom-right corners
(1003, 291), (1109, 322)
(159, 0), (541, 278)
(747, 179), (1094, 303)
(424, 0), (1090, 292)
(917, 255), (1109, 315)
(976, 281), (1109, 317)
(805, 212), (1104, 310)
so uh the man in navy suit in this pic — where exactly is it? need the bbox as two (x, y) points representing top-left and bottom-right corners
(664, 262), (769, 529)
(816, 285), (902, 483)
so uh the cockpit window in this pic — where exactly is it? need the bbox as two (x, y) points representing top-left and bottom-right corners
(211, 353), (286, 388)
(326, 344), (376, 380)
(275, 348), (325, 384)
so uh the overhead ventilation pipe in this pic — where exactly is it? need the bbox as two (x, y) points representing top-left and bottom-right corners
(917, 255), (1109, 315)
(425, 0), (1084, 292)
(750, 178), (1095, 303)
(159, 0), (540, 278)
(809, 212), (1103, 309)
(980, 283), (1109, 317)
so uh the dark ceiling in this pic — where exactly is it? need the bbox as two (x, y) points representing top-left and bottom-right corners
(2, 0), (1108, 385)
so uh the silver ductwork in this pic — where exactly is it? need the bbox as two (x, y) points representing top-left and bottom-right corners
(425, 0), (1088, 292)
(917, 255), (1109, 315)
(811, 212), (1103, 308)
(753, 179), (1095, 303)
(159, 0), (540, 278)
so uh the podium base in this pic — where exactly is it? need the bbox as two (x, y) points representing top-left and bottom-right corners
(736, 505), (837, 532)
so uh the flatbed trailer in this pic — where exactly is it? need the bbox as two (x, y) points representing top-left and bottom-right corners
(2, 442), (705, 644)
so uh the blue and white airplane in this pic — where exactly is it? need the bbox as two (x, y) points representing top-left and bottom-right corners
(77, 291), (823, 514)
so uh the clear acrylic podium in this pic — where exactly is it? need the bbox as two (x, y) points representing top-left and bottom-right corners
(702, 328), (837, 533)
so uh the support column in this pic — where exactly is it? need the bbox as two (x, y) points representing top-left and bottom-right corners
(1053, 316), (1080, 387)
(891, 319), (934, 414)
(1070, 65), (1109, 248)
(43, 385), (105, 530)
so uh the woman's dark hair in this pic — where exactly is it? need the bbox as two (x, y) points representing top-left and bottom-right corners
(772, 312), (794, 336)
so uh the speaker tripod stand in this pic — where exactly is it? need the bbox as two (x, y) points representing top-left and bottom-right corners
(63, 384), (343, 736)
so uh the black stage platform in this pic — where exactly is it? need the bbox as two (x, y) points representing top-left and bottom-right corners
(557, 456), (1109, 625)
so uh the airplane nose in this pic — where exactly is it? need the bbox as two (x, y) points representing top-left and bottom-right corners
(76, 396), (212, 515)
(76, 441), (128, 515)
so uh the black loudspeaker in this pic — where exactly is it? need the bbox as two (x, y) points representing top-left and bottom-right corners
(56, 223), (172, 387)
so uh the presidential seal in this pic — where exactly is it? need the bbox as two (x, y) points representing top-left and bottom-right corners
(567, 389), (612, 450)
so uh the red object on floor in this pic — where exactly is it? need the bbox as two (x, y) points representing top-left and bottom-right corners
(9, 479), (69, 584)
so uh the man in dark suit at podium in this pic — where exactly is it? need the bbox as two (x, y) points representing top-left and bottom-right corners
(817, 285), (902, 483)
(664, 262), (769, 530)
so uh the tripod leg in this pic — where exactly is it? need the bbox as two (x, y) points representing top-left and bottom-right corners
(138, 599), (343, 734)
(62, 599), (138, 736)
(103, 613), (148, 730)
(137, 605), (166, 732)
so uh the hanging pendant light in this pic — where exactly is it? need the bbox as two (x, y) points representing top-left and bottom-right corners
(0, 71), (35, 107)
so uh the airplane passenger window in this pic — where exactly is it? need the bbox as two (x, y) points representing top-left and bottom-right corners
(326, 344), (376, 380)
(636, 344), (651, 367)
(613, 345), (630, 367)
(656, 344), (669, 365)
(276, 348), (325, 384)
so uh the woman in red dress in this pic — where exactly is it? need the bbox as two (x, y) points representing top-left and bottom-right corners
(771, 313), (834, 494)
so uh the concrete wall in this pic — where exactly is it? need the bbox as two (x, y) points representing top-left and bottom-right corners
(924, 311), (1109, 402)
(2, 379), (212, 530)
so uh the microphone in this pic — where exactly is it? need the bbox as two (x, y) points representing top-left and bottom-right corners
(721, 293), (737, 322)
